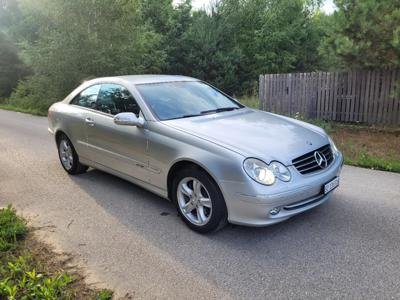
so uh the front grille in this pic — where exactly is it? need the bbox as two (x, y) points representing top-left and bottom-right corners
(292, 144), (333, 174)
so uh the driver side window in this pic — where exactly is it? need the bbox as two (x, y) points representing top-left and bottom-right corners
(96, 84), (141, 116)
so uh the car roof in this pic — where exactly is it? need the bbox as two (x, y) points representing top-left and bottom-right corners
(107, 75), (199, 85)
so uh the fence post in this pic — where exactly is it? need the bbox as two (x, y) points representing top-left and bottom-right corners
(259, 75), (264, 110)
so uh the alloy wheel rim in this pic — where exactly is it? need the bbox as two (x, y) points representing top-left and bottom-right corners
(177, 177), (212, 226)
(59, 139), (73, 170)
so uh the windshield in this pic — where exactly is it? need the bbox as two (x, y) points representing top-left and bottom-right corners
(136, 81), (243, 120)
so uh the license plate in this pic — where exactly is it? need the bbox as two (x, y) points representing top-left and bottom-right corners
(324, 177), (339, 194)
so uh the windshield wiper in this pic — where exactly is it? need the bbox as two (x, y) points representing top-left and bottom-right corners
(181, 114), (202, 118)
(167, 114), (202, 120)
(200, 107), (240, 115)
(166, 107), (240, 120)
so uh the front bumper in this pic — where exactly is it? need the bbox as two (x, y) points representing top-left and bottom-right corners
(220, 152), (344, 226)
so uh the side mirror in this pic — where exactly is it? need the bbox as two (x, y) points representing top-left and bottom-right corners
(114, 112), (145, 127)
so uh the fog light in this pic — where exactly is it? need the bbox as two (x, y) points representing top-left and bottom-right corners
(269, 207), (280, 215)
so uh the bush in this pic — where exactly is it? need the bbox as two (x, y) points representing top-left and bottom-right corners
(9, 76), (61, 114)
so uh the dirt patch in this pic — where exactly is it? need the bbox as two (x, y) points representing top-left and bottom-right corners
(331, 127), (400, 161)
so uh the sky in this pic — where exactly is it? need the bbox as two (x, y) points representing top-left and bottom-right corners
(173, 0), (337, 14)
(320, 0), (337, 14)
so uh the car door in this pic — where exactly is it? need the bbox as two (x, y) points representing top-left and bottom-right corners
(85, 83), (149, 182)
(69, 84), (102, 159)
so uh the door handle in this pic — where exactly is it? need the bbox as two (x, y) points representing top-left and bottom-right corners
(85, 117), (95, 126)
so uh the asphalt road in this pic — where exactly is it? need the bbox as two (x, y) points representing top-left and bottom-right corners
(1, 109), (400, 299)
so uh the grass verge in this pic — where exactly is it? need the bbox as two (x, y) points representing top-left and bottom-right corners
(344, 155), (400, 173)
(0, 104), (47, 116)
(330, 125), (400, 173)
(0, 205), (113, 299)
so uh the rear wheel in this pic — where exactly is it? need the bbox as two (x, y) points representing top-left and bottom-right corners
(57, 134), (88, 175)
(172, 166), (227, 233)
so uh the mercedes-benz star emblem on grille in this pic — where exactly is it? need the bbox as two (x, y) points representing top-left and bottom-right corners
(314, 151), (328, 169)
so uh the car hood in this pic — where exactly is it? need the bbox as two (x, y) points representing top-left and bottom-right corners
(162, 108), (329, 165)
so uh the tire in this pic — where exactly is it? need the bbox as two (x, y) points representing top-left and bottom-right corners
(57, 134), (88, 175)
(172, 166), (227, 233)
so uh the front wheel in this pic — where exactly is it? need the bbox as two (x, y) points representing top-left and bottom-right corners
(57, 134), (88, 175)
(172, 167), (227, 233)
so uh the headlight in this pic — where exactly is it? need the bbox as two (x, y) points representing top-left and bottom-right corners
(328, 136), (338, 154)
(243, 158), (275, 185)
(269, 161), (291, 182)
(243, 158), (291, 185)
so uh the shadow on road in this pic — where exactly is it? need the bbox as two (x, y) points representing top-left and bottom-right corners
(69, 167), (400, 299)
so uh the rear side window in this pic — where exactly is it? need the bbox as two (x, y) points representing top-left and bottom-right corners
(96, 84), (140, 116)
(71, 85), (101, 109)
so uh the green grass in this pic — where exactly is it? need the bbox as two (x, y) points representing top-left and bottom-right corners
(344, 152), (400, 173)
(0, 206), (114, 299)
(0, 205), (27, 251)
(238, 95), (259, 108)
(96, 289), (114, 300)
(0, 104), (47, 116)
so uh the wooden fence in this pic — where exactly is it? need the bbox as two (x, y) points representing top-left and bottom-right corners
(259, 70), (400, 124)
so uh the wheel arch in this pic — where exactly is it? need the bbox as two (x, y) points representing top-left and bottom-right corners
(55, 130), (78, 151)
(54, 129), (72, 145)
(166, 159), (224, 202)
(55, 130), (65, 143)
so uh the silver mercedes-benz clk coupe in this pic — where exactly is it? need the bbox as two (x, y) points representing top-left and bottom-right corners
(48, 75), (343, 233)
